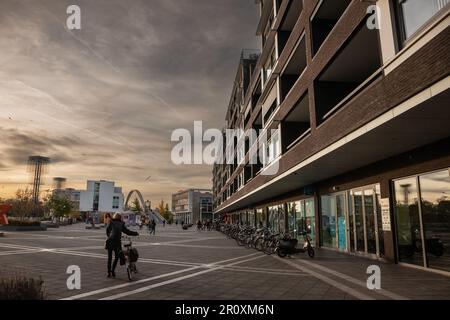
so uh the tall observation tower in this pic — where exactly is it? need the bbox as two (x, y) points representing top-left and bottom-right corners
(27, 156), (50, 212)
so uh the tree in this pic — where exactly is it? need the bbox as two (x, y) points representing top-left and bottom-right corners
(47, 195), (73, 218)
(131, 198), (143, 213)
(157, 199), (167, 215)
(158, 200), (173, 223)
(9, 188), (35, 219)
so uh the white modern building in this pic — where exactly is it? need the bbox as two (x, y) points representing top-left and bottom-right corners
(78, 180), (124, 213)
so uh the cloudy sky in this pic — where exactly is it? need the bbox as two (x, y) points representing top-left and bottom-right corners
(0, 0), (259, 205)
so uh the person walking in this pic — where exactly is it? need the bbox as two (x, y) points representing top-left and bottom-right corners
(105, 213), (139, 278)
(104, 213), (112, 226)
(163, 220), (166, 227)
(151, 219), (156, 235)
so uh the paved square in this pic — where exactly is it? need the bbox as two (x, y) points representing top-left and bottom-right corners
(0, 224), (449, 300)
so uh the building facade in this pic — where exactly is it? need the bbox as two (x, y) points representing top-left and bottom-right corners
(172, 189), (213, 224)
(213, 0), (450, 274)
(78, 180), (124, 213)
(52, 188), (82, 211)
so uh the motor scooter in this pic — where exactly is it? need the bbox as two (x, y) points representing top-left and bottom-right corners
(276, 230), (315, 258)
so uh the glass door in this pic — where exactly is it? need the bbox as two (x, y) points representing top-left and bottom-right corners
(364, 188), (377, 254)
(350, 185), (383, 257)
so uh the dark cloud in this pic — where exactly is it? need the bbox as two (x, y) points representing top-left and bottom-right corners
(0, 128), (82, 165)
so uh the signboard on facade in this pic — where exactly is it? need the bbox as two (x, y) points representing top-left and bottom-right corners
(380, 198), (391, 231)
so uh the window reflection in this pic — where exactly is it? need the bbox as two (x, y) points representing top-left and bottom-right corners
(321, 195), (337, 248)
(419, 170), (450, 272)
(394, 169), (450, 271)
(398, 0), (449, 39)
(256, 208), (266, 228)
(394, 177), (424, 266)
(287, 199), (316, 246)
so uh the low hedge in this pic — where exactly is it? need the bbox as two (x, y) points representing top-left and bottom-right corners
(7, 219), (41, 227)
(0, 275), (46, 300)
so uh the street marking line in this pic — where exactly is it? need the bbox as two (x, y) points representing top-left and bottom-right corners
(287, 257), (409, 300)
(0, 242), (261, 270)
(100, 254), (266, 300)
(62, 252), (262, 300)
(0, 245), (304, 276)
(224, 267), (306, 277)
(275, 257), (375, 300)
(0, 249), (44, 256)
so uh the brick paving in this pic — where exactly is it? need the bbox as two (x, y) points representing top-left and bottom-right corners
(0, 224), (449, 300)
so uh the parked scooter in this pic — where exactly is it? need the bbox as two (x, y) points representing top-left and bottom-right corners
(276, 230), (315, 258)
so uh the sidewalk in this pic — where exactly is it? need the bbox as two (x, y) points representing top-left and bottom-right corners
(274, 248), (450, 300)
(1, 225), (449, 300)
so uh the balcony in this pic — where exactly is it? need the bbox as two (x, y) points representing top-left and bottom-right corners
(277, 0), (304, 55)
(281, 92), (310, 152)
(314, 19), (382, 125)
(279, 34), (307, 103)
(311, 0), (352, 56)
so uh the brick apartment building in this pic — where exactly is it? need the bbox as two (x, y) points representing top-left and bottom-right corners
(213, 0), (450, 274)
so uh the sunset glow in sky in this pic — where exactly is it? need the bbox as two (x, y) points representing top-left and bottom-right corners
(0, 0), (259, 204)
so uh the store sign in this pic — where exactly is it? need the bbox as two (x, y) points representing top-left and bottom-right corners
(380, 198), (391, 231)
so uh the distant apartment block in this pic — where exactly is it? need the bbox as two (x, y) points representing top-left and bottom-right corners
(55, 180), (124, 213)
(172, 189), (213, 224)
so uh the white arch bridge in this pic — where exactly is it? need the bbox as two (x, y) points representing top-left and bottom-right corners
(124, 190), (166, 223)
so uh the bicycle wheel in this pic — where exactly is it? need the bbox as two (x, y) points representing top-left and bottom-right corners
(307, 247), (315, 258)
(255, 239), (264, 251)
(263, 242), (272, 255)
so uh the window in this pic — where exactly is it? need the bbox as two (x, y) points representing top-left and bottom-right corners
(263, 48), (277, 88)
(394, 168), (450, 272)
(268, 206), (278, 232)
(321, 195), (338, 248)
(287, 199), (316, 246)
(112, 196), (120, 210)
(395, 0), (449, 42)
(256, 208), (266, 228)
(248, 210), (255, 227)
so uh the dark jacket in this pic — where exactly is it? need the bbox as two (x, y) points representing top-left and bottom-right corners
(106, 219), (138, 249)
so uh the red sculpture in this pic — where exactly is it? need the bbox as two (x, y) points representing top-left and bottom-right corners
(0, 204), (11, 225)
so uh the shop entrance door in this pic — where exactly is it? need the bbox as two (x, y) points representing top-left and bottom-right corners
(349, 185), (383, 257)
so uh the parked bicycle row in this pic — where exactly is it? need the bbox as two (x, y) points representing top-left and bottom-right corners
(219, 223), (315, 258)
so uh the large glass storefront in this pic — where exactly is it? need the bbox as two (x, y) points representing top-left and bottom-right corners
(287, 198), (316, 246)
(320, 185), (384, 258)
(393, 168), (450, 272)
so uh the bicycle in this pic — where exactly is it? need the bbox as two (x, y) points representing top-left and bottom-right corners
(122, 236), (139, 281)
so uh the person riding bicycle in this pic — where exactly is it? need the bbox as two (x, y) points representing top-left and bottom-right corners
(105, 213), (139, 278)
